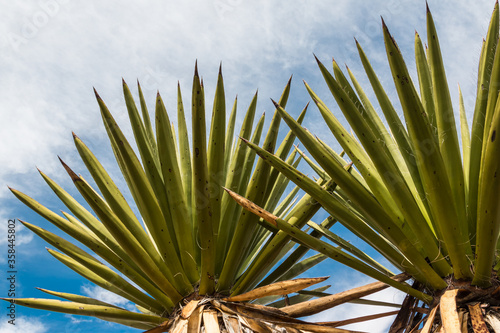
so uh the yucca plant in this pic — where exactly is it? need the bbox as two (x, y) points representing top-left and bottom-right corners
(3, 65), (370, 332)
(226, 2), (500, 332)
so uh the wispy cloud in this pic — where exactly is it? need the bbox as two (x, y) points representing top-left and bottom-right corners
(0, 1), (493, 197)
(308, 274), (406, 333)
(0, 316), (48, 333)
(81, 285), (135, 311)
(64, 314), (93, 324)
(0, 211), (34, 264)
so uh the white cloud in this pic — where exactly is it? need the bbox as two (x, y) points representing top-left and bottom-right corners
(0, 0), (491, 189)
(65, 314), (93, 324)
(0, 1), (493, 207)
(0, 213), (34, 265)
(0, 316), (49, 333)
(308, 276), (406, 333)
(81, 285), (134, 311)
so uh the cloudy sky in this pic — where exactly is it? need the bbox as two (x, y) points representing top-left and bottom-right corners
(0, 1), (495, 332)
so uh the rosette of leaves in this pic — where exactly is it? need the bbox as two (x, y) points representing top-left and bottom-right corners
(229, 3), (500, 332)
(4, 65), (370, 332)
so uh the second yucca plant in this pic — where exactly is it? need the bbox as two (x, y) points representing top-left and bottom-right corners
(230, 2), (500, 332)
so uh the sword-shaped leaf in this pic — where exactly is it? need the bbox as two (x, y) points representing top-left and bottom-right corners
(191, 64), (215, 295)
(458, 85), (471, 195)
(95, 90), (193, 292)
(47, 248), (165, 314)
(137, 81), (158, 157)
(426, 6), (470, 257)
(59, 161), (184, 303)
(73, 133), (178, 272)
(273, 186), (300, 219)
(123, 81), (168, 227)
(307, 221), (393, 276)
(468, 3), (499, 245)
(346, 65), (428, 217)
(176, 82), (193, 221)
(305, 82), (407, 233)
(156, 93), (199, 283)
(383, 19), (471, 279)
(23, 218), (174, 310)
(218, 107), (281, 292)
(36, 288), (123, 308)
(223, 97), (238, 179)
(208, 65), (226, 236)
(38, 169), (118, 250)
(262, 77), (296, 199)
(218, 79), (291, 292)
(277, 253), (328, 282)
(216, 94), (258, 275)
(414, 31), (437, 141)
(1, 298), (166, 328)
(355, 41), (418, 185)
(473, 94), (500, 287)
(265, 150), (302, 213)
(10, 188), (164, 288)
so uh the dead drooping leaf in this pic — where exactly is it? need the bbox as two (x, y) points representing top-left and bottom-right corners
(187, 304), (204, 332)
(440, 289), (461, 333)
(221, 311), (241, 333)
(420, 305), (439, 333)
(317, 310), (399, 328)
(485, 311), (500, 331)
(224, 277), (328, 302)
(202, 310), (220, 333)
(223, 187), (278, 227)
(181, 300), (200, 319)
(389, 282), (421, 333)
(142, 319), (170, 333)
(220, 300), (364, 332)
(468, 303), (489, 333)
(282, 273), (409, 318)
(458, 308), (469, 333)
(238, 314), (274, 333)
(217, 301), (301, 323)
(170, 318), (187, 333)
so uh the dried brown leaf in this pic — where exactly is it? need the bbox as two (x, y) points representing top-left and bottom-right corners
(202, 310), (220, 333)
(181, 300), (200, 319)
(317, 310), (399, 328)
(141, 320), (170, 333)
(468, 303), (489, 333)
(224, 277), (328, 302)
(282, 273), (409, 317)
(440, 290), (461, 333)
(420, 305), (439, 333)
(170, 318), (188, 333)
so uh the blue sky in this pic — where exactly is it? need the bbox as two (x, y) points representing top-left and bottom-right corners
(0, 1), (496, 332)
